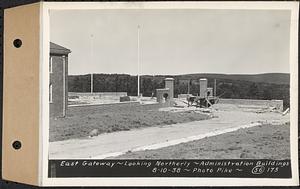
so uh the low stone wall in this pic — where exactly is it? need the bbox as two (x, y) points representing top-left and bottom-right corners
(68, 92), (129, 105)
(156, 88), (170, 103)
(178, 94), (190, 99)
(69, 92), (127, 98)
(219, 98), (284, 111)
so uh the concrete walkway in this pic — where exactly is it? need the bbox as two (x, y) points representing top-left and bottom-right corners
(49, 104), (289, 159)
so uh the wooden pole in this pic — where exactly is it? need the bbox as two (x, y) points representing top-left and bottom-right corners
(187, 79), (190, 94)
(214, 79), (217, 97)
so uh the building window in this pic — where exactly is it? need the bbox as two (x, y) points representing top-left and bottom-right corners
(49, 84), (53, 103)
(49, 57), (53, 73)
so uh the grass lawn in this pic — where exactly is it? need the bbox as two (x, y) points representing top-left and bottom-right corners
(50, 105), (209, 142)
(116, 123), (290, 159)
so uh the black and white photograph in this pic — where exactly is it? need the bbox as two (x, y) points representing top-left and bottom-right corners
(43, 2), (298, 184)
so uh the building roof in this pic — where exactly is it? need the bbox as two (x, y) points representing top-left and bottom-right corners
(50, 42), (71, 55)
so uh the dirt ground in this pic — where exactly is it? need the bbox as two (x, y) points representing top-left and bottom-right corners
(50, 105), (209, 142)
(49, 103), (289, 159)
(116, 123), (290, 159)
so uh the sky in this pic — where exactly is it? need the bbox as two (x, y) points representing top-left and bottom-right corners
(50, 9), (291, 75)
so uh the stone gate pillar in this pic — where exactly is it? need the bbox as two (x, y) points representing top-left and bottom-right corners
(165, 78), (174, 100)
(199, 78), (208, 98)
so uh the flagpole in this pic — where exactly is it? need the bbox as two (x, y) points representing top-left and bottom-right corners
(137, 25), (140, 98)
(90, 34), (94, 94)
(91, 73), (93, 94)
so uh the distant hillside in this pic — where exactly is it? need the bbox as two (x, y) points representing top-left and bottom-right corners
(175, 73), (290, 85)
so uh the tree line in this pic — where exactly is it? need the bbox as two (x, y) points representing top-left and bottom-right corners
(68, 73), (290, 108)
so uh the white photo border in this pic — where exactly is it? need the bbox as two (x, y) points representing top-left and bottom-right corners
(40, 1), (299, 186)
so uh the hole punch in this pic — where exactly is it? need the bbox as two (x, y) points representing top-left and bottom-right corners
(12, 140), (22, 150)
(13, 39), (22, 48)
